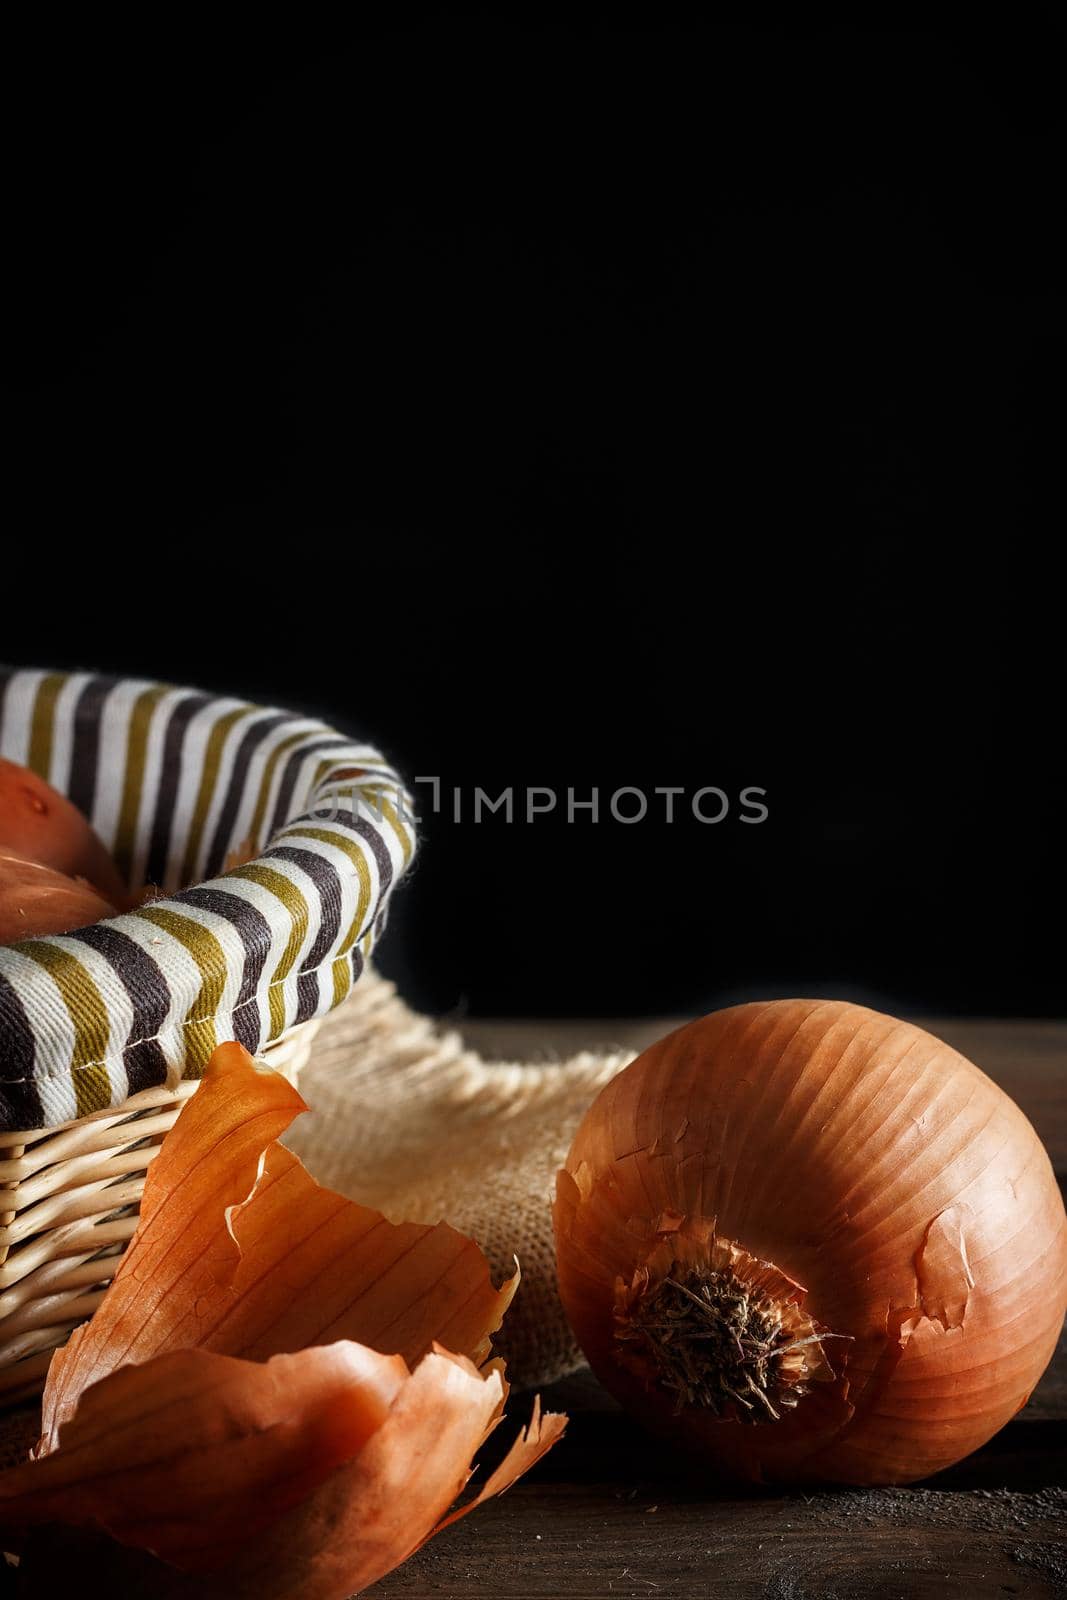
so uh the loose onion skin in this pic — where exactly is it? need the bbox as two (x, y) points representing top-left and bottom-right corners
(554, 1000), (1067, 1487)
(0, 758), (128, 906)
(0, 848), (116, 943)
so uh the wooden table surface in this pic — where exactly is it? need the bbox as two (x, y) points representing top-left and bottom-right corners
(362, 1015), (1067, 1600)
(2, 1016), (1064, 1598)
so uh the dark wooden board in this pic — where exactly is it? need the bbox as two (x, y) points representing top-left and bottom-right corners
(362, 1365), (1066, 1599)
(1, 1017), (1064, 1598)
(364, 1016), (1067, 1599)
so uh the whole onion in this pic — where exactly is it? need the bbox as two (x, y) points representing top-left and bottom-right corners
(554, 1000), (1067, 1485)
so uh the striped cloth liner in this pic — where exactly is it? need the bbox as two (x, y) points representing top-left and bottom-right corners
(0, 668), (416, 1132)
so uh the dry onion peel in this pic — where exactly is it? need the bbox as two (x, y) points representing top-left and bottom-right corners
(554, 999), (1067, 1486)
(41, 1040), (518, 1447)
(1, 1042), (564, 1596)
(0, 1341), (564, 1595)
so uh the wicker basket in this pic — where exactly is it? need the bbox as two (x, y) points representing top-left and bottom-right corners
(0, 667), (415, 1401)
(0, 1021), (318, 1405)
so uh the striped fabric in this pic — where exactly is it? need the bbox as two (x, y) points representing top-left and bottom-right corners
(0, 669), (416, 1131)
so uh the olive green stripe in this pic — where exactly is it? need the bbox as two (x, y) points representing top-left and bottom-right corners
(375, 794), (414, 866)
(307, 765), (414, 869)
(247, 730), (309, 853)
(112, 684), (170, 879)
(16, 942), (113, 1116)
(332, 953), (354, 1008)
(132, 906), (226, 1075)
(228, 863), (310, 1041)
(276, 826), (371, 957)
(179, 705), (256, 889)
(28, 672), (67, 782)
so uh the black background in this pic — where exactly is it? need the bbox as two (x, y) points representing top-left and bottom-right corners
(2, 12), (1064, 1018)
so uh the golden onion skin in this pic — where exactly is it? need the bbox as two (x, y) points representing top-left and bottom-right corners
(554, 1000), (1067, 1485)
(0, 848), (116, 943)
(0, 757), (128, 906)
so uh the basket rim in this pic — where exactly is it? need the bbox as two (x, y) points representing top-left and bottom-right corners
(0, 668), (415, 1132)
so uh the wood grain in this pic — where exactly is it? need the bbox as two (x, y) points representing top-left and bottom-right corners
(1, 1017), (1064, 1599)
(367, 1015), (1067, 1599)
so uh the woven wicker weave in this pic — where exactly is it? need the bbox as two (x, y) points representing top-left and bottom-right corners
(0, 1020), (318, 1404)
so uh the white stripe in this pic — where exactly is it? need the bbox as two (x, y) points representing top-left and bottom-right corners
(257, 853), (325, 971)
(256, 722), (339, 840)
(194, 872), (296, 976)
(159, 900), (254, 1021)
(225, 715), (324, 857)
(312, 771), (407, 832)
(0, 946), (78, 1122)
(47, 672), (96, 793)
(163, 697), (250, 891)
(281, 741), (379, 830)
(301, 793), (412, 888)
(49, 935), (132, 1106)
(225, 852), (324, 968)
(127, 684), (195, 890)
(0, 669), (46, 767)
(111, 912), (207, 1053)
(90, 678), (158, 851)
(202, 855), (325, 1039)
(274, 823), (383, 945)
(190, 705), (275, 884)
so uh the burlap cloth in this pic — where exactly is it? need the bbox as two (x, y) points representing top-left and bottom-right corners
(284, 969), (635, 1390)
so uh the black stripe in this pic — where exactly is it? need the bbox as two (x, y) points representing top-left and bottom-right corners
(204, 712), (290, 879)
(347, 812), (395, 920)
(67, 676), (115, 819)
(68, 925), (172, 1096)
(260, 844), (343, 973)
(177, 885), (275, 1053)
(231, 996), (262, 1053)
(295, 970), (320, 1024)
(121, 1037), (171, 1096)
(177, 886), (273, 1006)
(269, 737), (352, 836)
(0, 970), (43, 1129)
(144, 694), (212, 888)
(282, 811), (395, 943)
